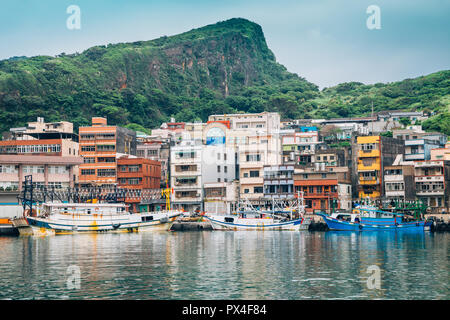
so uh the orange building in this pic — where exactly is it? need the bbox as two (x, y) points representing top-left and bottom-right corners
(117, 156), (161, 212)
(294, 166), (352, 213)
(78, 117), (136, 187)
(117, 156), (161, 190)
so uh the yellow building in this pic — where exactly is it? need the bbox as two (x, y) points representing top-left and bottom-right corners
(356, 135), (404, 199)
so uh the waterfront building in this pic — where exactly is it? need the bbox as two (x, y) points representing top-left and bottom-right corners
(263, 165), (294, 200)
(0, 117), (82, 190)
(170, 141), (203, 212)
(355, 136), (405, 199)
(117, 155), (161, 212)
(293, 164), (352, 213)
(384, 165), (416, 202)
(414, 160), (450, 213)
(137, 137), (171, 188)
(238, 133), (281, 205)
(203, 181), (238, 214)
(78, 117), (136, 187)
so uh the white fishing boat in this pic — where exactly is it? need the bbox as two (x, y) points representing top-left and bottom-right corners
(205, 192), (311, 231)
(17, 202), (182, 236)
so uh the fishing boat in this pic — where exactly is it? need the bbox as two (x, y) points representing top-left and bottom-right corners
(205, 192), (311, 231)
(13, 177), (182, 236)
(16, 202), (182, 236)
(315, 202), (433, 231)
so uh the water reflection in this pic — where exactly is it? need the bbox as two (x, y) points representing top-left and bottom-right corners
(0, 231), (448, 300)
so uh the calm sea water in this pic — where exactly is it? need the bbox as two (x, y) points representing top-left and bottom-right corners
(0, 231), (448, 300)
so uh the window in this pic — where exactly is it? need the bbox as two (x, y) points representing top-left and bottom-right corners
(217, 153), (220, 160)
(97, 145), (115, 152)
(84, 157), (95, 164)
(224, 166), (228, 173)
(243, 172), (248, 178)
(81, 145), (95, 152)
(254, 187), (263, 193)
(217, 165), (221, 173)
(244, 189), (250, 194)
(97, 169), (116, 177)
(250, 170), (259, 177)
(97, 157), (115, 163)
(224, 153), (227, 161)
(81, 169), (95, 175)
(246, 154), (261, 162)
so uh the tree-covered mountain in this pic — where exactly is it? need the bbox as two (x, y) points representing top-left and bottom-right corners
(0, 18), (449, 135)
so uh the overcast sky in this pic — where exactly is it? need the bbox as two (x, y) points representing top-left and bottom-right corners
(1, 0), (449, 88)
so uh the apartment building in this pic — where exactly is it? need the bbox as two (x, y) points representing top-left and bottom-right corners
(0, 118), (82, 190)
(294, 164), (352, 213)
(117, 156), (161, 212)
(393, 127), (447, 161)
(431, 143), (450, 161)
(78, 117), (136, 187)
(203, 181), (238, 214)
(414, 160), (450, 213)
(355, 136), (405, 199)
(263, 165), (294, 200)
(282, 129), (319, 166)
(170, 141), (203, 212)
(384, 165), (416, 202)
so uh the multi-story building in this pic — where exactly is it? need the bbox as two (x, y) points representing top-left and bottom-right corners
(238, 133), (281, 204)
(414, 160), (450, 213)
(393, 127), (447, 161)
(117, 156), (161, 212)
(384, 165), (416, 202)
(78, 117), (136, 187)
(355, 136), (405, 199)
(203, 181), (238, 214)
(282, 129), (319, 166)
(170, 141), (203, 212)
(313, 148), (346, 167)
(137, 138), (171, 187)
(208, 112), (280, 132)
(431, 142), (450, 161)
(294, 164), (352, 213)
(0, 118), (82, 190)
(263, 165), (294, 200)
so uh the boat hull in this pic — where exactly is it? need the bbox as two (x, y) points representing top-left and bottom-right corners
(205, 216), (310, 231)
(23, 211), (181, 236)
(315, 213), (432, 231)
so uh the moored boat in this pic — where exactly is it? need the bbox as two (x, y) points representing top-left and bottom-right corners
(16, 202), (182, 236)
(205, 192), (311, 231)
(315, 205), (433, 231)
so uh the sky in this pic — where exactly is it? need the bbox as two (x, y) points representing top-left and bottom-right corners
(0, 0), (449, 88)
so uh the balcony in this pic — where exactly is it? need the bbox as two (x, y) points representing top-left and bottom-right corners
(384, 175), (404, 182)
(415, 176), (444, 183)
(416, 189), (445, 196)
(405, 153), (425, 161)
(358, 149), (380, 158)
(358, 176), (380, 185)
(414, 161), (443, 168)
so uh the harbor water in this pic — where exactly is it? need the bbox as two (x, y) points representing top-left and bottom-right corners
(0, 231), (448, 300)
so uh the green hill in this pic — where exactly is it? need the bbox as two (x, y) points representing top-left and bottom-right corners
(0, 18), (449, 135)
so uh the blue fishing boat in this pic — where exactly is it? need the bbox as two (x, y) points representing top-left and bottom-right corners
(315, 205), (433, 231)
